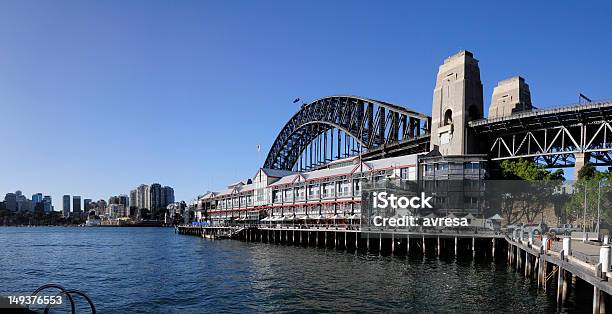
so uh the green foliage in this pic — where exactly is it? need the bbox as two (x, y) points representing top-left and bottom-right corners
(494, 159), (564, 225)
(500, 159), (565, 181)
(577, 163), (596, 180)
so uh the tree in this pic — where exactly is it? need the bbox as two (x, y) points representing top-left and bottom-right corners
(494, 159), (565, 225)
(565, 164), (612, 231)
(500, 159), (565, 181)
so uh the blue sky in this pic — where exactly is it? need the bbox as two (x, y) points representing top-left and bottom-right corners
(1, 1), (611, 206)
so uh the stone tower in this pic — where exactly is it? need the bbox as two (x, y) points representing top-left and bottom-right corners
(430, 51), (484, 155)
(488, 76), (532, 119)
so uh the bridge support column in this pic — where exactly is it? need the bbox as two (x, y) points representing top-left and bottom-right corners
(575, 152), (590, 178)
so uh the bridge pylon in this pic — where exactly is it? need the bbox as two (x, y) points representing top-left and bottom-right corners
(430, 50), (484, 155)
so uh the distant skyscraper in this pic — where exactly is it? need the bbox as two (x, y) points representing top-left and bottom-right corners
(95, 199), (107, 216)
(162, 186), (175, 207)
(63, 195), (71, 217)
(149, 183), (162, 210)
(143, 185), (151, 210)
(119, 195), (129, 209)
(43, 196), (52, 212)
(73, 196), (82, 213)
(108, 195), (129, 209)
(32, 193), (43, 203)
(130, 189), (137, 207)
(15, 191), (31, 212)
(84, 199), (92, 212)
(4, 193), (17, 211)
(129, 183), (174, 216)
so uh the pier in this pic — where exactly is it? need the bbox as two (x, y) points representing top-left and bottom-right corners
(507, 234), (612, 313)
(178, 224), (611, 312)
(176, 224), (504, 256)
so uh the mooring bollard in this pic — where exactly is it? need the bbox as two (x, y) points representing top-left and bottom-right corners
(604, 234), (610, 245)
(563, 236), (571, 259)
(600, 245), (611, 277)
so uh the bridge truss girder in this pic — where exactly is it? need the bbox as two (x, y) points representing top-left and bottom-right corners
(488, 121), (612, 168)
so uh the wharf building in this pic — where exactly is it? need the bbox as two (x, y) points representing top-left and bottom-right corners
(197, 152), (488, 225)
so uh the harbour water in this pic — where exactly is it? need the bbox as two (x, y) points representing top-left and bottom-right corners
(0, 227), (591, 313)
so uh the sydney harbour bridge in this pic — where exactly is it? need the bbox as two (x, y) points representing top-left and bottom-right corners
(263, 50), (612, 175)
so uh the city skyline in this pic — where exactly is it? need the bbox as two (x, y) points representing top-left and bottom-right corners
(2, 181), (175, 217)
(1, 1), (612, 207)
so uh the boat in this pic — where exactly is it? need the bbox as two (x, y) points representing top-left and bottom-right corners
(85, 217), (102, 226)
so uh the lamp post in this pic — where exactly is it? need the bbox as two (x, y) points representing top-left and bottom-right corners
(583, 183), (587, 233)
(597, 181), (601, 235)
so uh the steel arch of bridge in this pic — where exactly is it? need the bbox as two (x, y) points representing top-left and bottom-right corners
(264, 95), (431, 170)
(470, 100), (612, 168)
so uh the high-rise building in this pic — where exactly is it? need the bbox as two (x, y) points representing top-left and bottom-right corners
(63, 195), (71, 217)
(95, 199), (107, 216)
(144, 185), (151, 210)
(43, 196), (52, 212)
(107, 204), (128, 218)
(84, 199), (93, 212)
(108, 195), (129, 208)
(4, 193), (17, 211)
(129, 183), (175, 216)
(137, 184), (148, 209)
(32, 193), (43, 204)
(130, 184), (149, 209)
(129, 189), (137, 208)
(162, 186), (175, 207)
(73, 196), (82, 213)
(15, 191), (31, 212)
(149, 183), (163, 210)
